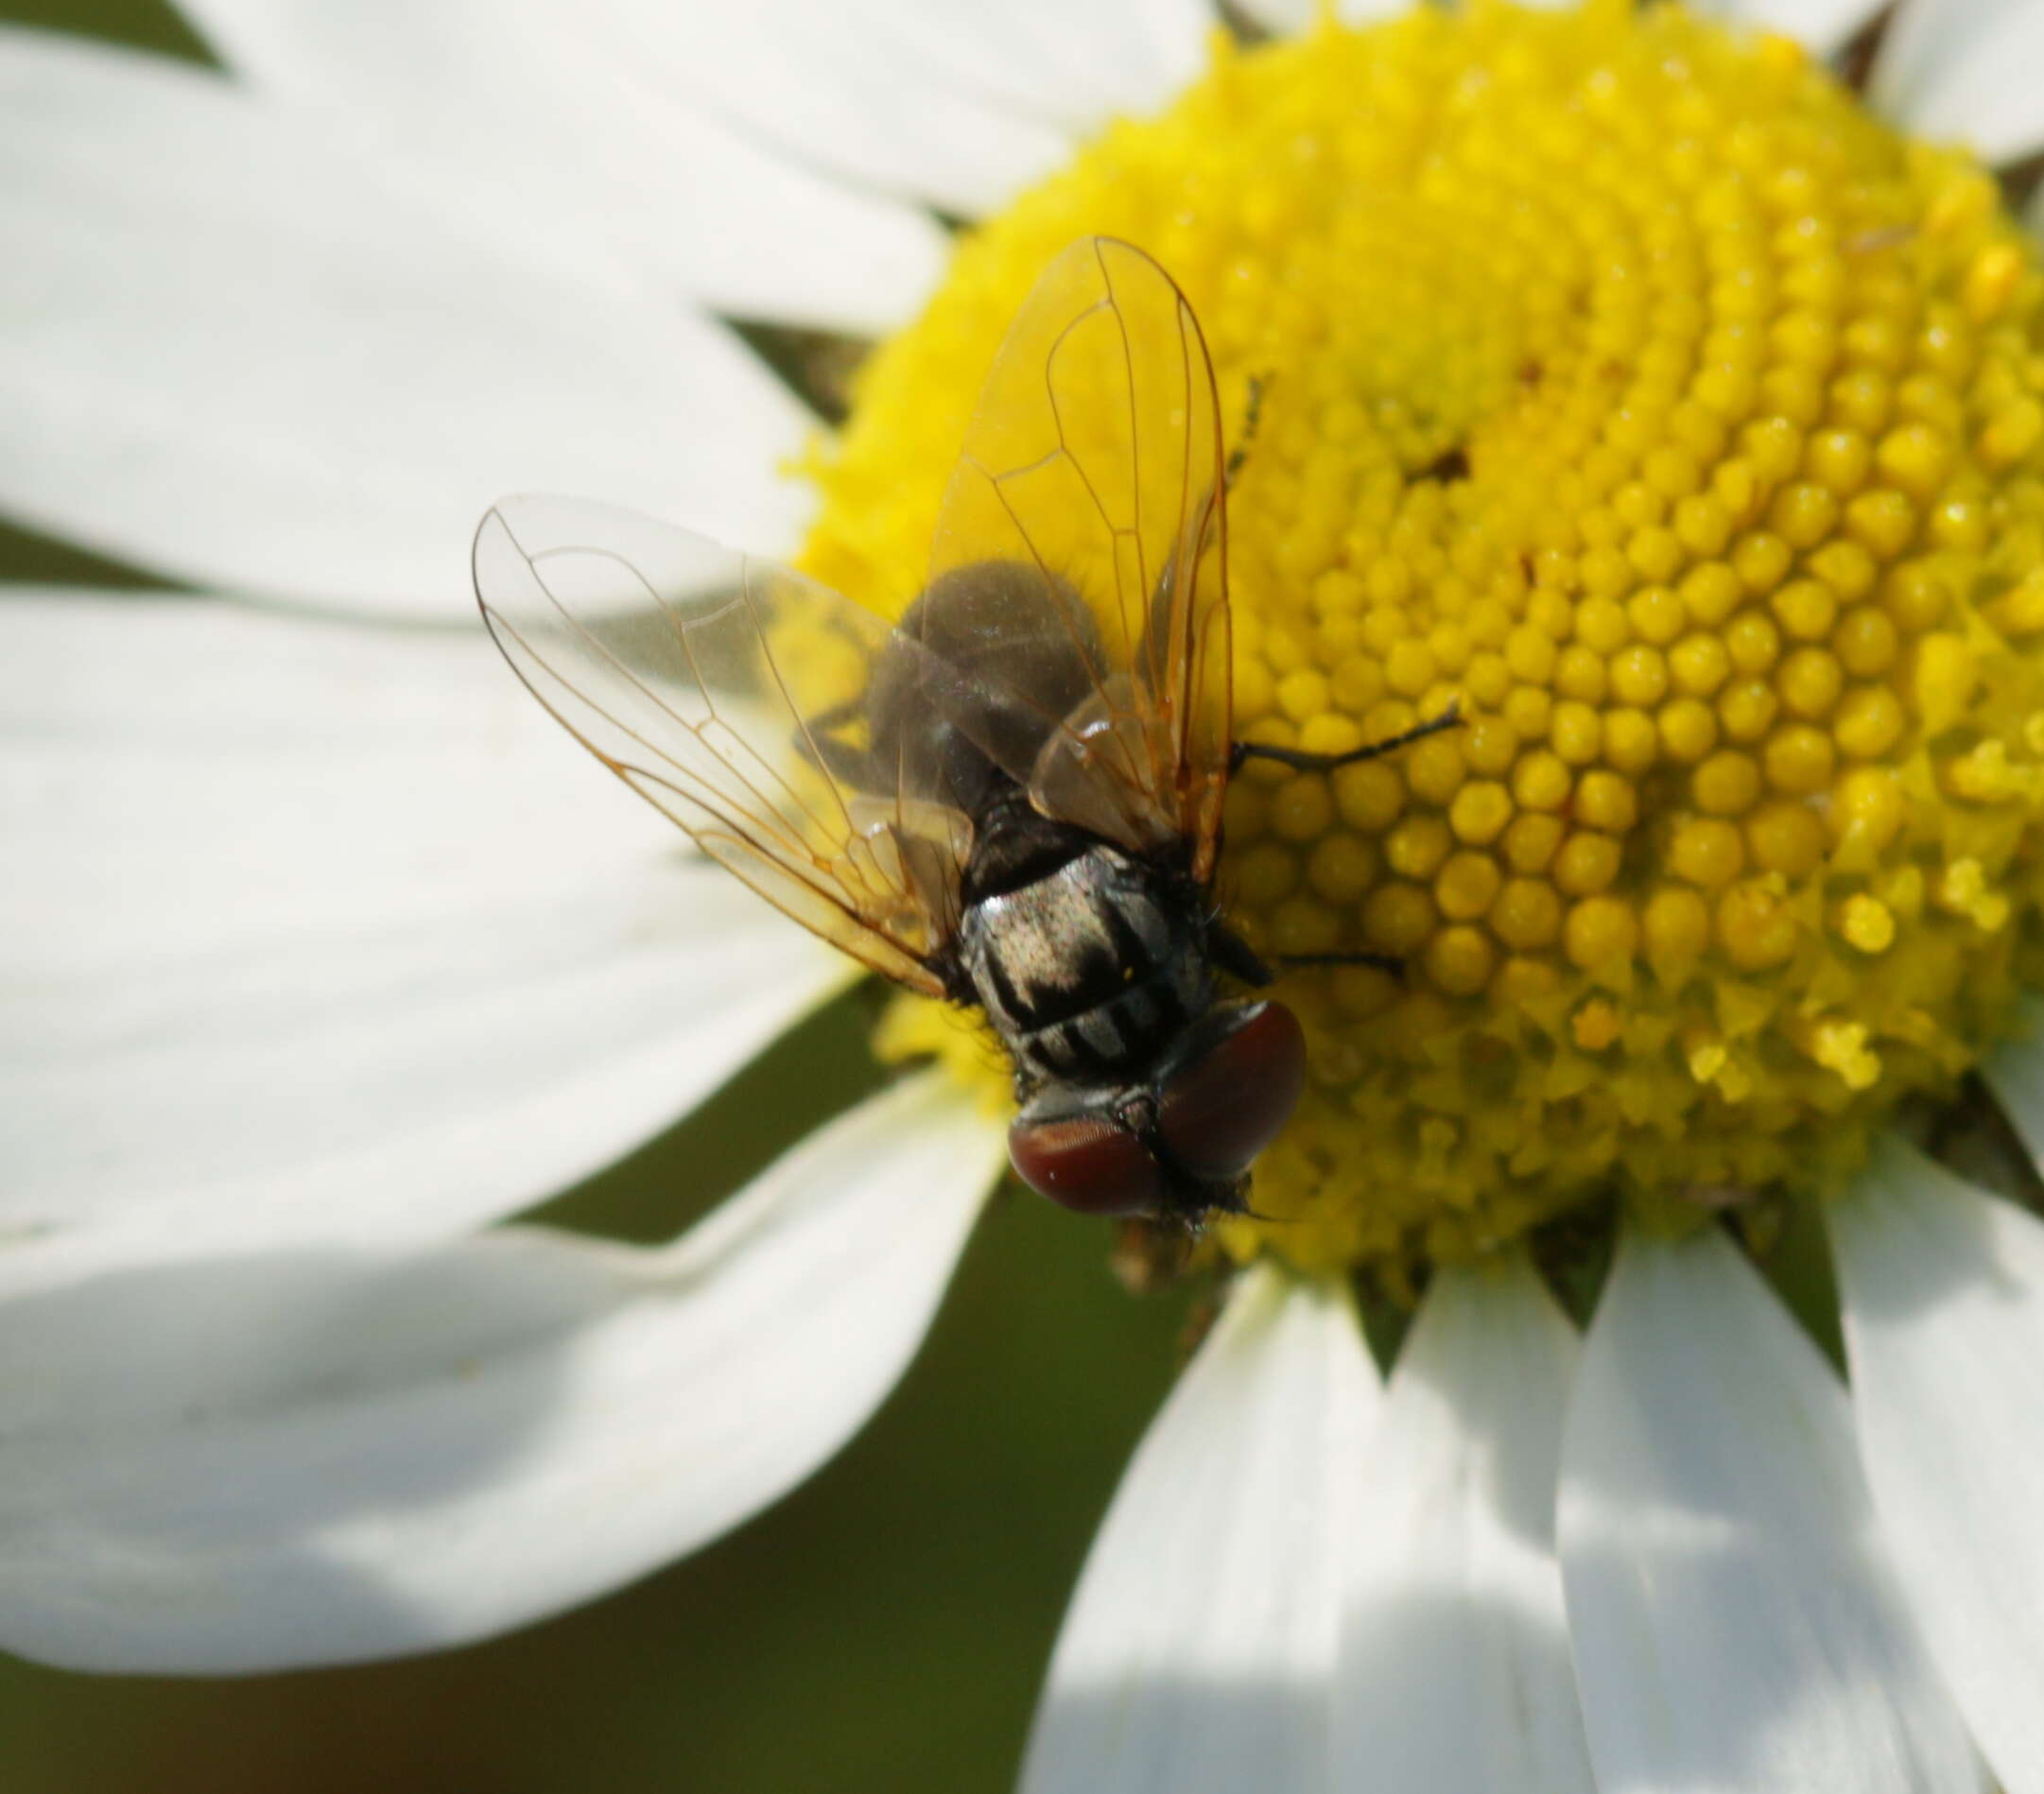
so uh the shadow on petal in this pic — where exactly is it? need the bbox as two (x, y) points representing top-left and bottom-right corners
(1338, 1586), (1594, 1793)
(1021, 1665), (1334, 1794)
(0, 1237), (643, 1673)
(0, 1075), (1002, 1676)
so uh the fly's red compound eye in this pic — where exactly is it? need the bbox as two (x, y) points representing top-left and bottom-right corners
(1156, 1001), (1307, 1183)
(1008, 1114), (1164, 1216)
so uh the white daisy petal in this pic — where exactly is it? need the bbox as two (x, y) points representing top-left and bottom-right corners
(1829, 1137), (2044, 1794)
(580, 0), (1072, 217)
(0, 593), (850, 1261)
(1335, 1256), (1596, 1794)
(1872, 0), (2044, 166)
(1560, 1226), (1983, 1794)
(0, 29), (810, 618)
(1020, 1267), (1379, 1794)
(840, 0), (1208, 139)
(175, 0), (947, 334)
(0, 1073), (1002, 1673)
(1247, 0), (1601, 26)
(1982, 993), (2044, 1172)
(1689, 0), (1888, 60)
(1237, 0), (1408, 34)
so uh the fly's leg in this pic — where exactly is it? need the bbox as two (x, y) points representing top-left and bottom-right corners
(1210, 919), (1404, 984)
(1223, 694), (1450, 982)
(1230, 699), (1463, 775)
(1137, 373), (1267, 683)
(792, 696), (886, 793)
(1276, 950), (1406, 978)
(1224, 372), (1271, 493)
(1208, 918), (1275, 989)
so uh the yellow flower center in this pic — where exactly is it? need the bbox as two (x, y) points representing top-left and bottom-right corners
(802, 0), (2044, 1276)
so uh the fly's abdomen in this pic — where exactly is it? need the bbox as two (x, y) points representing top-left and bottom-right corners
(960, 845), (1209, 1088)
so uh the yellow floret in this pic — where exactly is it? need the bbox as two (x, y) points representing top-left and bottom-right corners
(815, 1), (2044, 1276)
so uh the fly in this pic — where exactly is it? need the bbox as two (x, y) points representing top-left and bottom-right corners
(474, 236), (1452, 1225)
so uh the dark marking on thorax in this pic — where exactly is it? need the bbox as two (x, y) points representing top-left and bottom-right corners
(957, 792), (1211, 1091)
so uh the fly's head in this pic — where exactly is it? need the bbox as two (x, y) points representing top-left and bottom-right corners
(1005, 1000), (1306, 1224)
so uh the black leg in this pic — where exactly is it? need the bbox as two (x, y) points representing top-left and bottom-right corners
(1208, 918), (1275, 989)
(793, 699), (885, 792)
(804, 695), (865, 733)
(1277, 950), (1407, 979)
(1212, 921), (1406, 984)
(1223, 372), (1271, 493)
(1230, 699), (1463, 775)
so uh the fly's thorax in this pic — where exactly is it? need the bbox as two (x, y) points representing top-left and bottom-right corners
(864, 562), (1103, 819)
(959, 841), (1213, 1089)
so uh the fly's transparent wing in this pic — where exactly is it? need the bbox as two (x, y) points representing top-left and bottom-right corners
(474, 494), (969, 995)
(918, 235), (1232, 879)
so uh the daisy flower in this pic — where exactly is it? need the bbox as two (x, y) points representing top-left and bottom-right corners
(7, 2), (2044, 1790)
